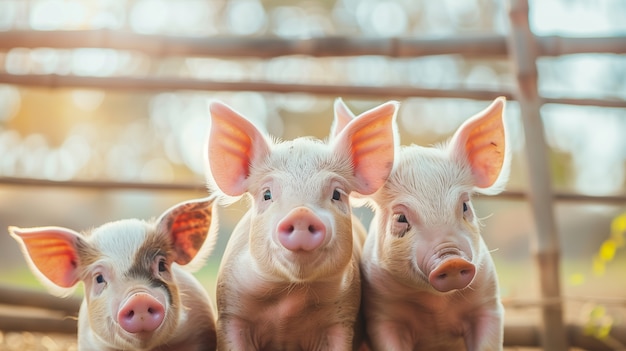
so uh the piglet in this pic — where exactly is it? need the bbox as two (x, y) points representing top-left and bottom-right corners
(205, 100), (398, 351)
(9, 196), (219, 351)
(357, 97), (509, 351)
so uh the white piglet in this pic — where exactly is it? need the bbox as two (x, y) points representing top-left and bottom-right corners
(9, 197), (219, 351)
(357, 97), (509, 351)
(205, 100), (398, 351)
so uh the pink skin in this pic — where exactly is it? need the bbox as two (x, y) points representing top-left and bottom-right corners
(428, 257), (476, 293)
(277, 207), (327, 252)
(117, 292), (166, 334)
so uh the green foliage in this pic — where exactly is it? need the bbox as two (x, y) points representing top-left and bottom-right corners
(581, 211), (626, 340)
(593, 212), (626, 276)
(583, 305), (614, 339)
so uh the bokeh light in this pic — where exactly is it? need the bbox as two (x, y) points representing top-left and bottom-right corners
(227, 0), (266, 36)
(0, 85), (21, 122)
(71, 90), (105, 112)
(0, 1), (17, 30)
(0, 0), (622, 195)
(29, 0), (87, 30)
(357, 1), (408, 36)
(71, 49), (119, 77)
(129, 0), (169, 34)
(543, 104), (626, 195)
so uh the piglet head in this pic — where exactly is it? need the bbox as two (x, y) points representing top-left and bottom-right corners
(368, 97), (509, 293)
(9, 196), (217, 350)
(206, 101), (397, 282)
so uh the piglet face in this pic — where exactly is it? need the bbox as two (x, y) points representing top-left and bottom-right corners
(246, 139), (356, 281)
(368, 97), (509, 293)
(78, 220), (180, 349)
(9, 196), (216, 350)
(206, 100), (398, 283)
(372, 147), (482, 292)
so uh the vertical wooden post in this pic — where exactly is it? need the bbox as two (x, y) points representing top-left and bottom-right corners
(506, 0), (569, 350)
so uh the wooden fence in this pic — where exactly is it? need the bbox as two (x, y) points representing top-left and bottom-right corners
(0, 0), (625, 349)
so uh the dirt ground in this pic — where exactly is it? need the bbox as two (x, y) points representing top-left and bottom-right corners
(0, 331), (557, 351)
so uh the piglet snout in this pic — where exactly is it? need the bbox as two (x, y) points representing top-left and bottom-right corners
(277, 207), (326, 252)
(428, 257), (476, 292)
(118, 293), (165, 334)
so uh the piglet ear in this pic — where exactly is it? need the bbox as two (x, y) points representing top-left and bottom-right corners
(333, 101), (399, 195)
(330, 98), (356, 138)
(448, 97), (509, 194)
(206, 101), (271, 197)
(9, 226), (82, 296)
(157, 196), (218, 270)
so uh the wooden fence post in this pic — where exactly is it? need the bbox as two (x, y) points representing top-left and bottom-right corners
(507, 0), (569, 350)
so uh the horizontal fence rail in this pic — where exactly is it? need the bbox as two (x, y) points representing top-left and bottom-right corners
(0, 284), (81, 316)
(0, 176), (206, 192)
(1, 73), (625, 109)
(1, 177), (625, 205)
(0, 73), (515, 101)
(1, 30), (625, 58)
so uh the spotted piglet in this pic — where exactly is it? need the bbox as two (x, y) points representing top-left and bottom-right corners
(205, 100), (398, 351)
(356, 97), (509, 351)
(9, 196), (218, 351)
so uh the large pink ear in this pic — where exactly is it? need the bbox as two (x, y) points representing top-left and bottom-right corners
(207, 101), (271, 197)
(333, 101), (399, 195)
(448, 97), (509, 193)
(157, 196), (218, 269)
(9, 226), (82, 296)
(330, 98), (356, 138)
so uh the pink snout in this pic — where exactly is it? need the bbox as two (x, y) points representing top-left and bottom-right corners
(277, 207), (326, 252)
(117, 293), (165, 334)
(428, 257), (476, 292)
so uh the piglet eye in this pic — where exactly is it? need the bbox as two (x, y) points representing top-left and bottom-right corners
(158, 259), (167, 272)
(263, 189), (272, 201)
(95, 274), (106, 284)
(392, 213), (410, 238)
(397, 214), (408, 223)
(332, 189), (341, 201)
(462, 201), (474, 221)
